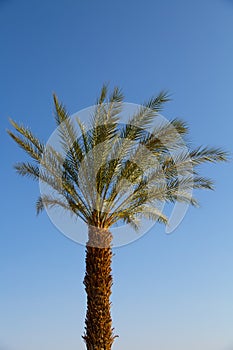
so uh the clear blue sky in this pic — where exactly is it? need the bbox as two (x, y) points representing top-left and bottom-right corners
(1, 0), (233, 349)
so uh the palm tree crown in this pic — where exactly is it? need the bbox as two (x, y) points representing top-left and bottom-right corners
(8, 85), (228, 233)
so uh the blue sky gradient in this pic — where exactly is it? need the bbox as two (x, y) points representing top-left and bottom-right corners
(1, 0), (233, 349)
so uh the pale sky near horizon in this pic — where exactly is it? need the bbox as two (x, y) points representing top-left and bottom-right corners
(1, 0), (233, 349)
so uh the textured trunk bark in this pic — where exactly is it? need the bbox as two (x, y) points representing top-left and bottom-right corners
(83, 225), (116, 350)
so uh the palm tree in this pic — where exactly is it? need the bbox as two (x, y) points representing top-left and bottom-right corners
(8, 85), (228, 350)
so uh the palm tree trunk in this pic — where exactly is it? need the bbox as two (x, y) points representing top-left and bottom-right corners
(83, 225), (116, 350)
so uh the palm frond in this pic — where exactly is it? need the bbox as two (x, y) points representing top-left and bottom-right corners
(122, 214), (141, 232)
(36, 195), (77, 214)
(8, 119), (44, 153)
(53, 95), (84, 168)
(144, 90), (171, 112)
(14, 162), (40, 180)
(96, 83), (108, 105)
(7, 130), (42, 161)
(170, 118), (189, 136)
(53, 94), (70, 125)
(136, 206), (168, 224)
(119, 91), (170, 143)
(90, 86), (123, 149)
(190, 146), (228, 165)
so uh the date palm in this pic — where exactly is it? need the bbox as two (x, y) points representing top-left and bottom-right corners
(8, 85), (228, 350)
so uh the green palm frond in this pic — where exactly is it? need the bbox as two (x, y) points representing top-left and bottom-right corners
(36, 195), (72, 215)
(8, 119), (44, 153)
(145, 90), (171, 112)
(53, 93), (70, 125)
(96, 83), (108, 105)
(36, 195), (87, 222)
(170, 118), (189, 136)
(14, 162), (40, 180)
(90, 85), (123, 149)
(7, 129), (43, 161)
(119, 91), (170, 143)
(136, 206), (168, 224)
(53, 95), (84, 167)
(123, 215), (141, 232)
(189, 146), (228, 164)
(140, 121), (186, 156)
(36, 194), (88, 222)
